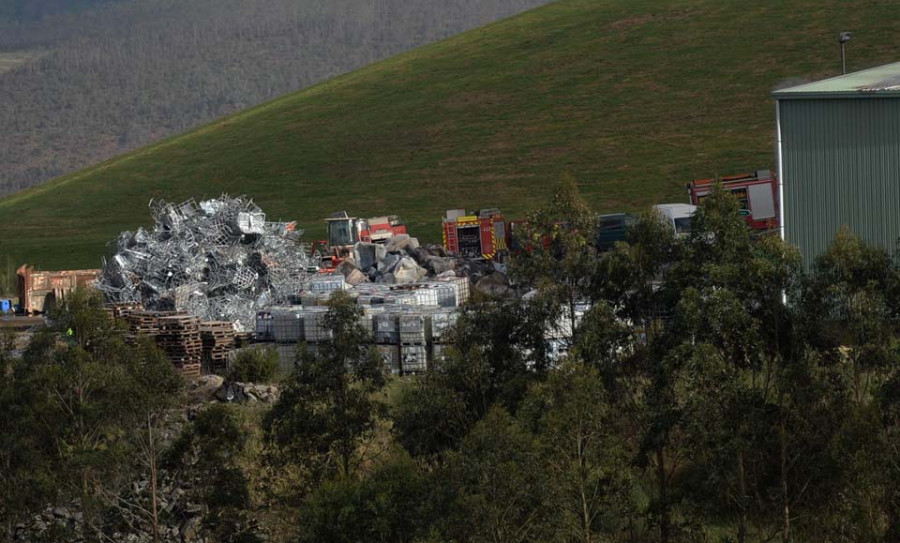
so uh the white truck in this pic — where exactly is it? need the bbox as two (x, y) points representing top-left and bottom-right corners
(653, 204), (697, 237)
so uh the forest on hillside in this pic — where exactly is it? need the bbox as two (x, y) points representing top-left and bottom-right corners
(4, 183), (900, 542)
(0, 0), (122, 22)
(0, 0), (550, 196)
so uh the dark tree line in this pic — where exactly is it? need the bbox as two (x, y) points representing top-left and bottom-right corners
(264, 181), (900, 542)
(5, 181), (900, 542)
(0, 0), (551, 196)
(0, 0), (124, 23)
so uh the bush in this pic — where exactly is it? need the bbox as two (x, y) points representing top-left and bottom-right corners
(227, 347), (279, 383)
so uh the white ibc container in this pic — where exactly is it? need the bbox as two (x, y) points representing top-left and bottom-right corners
(255, 311), (274, 341)
(410, 286), (439, 307)
(376, 344), (401, 375)
(400, 344), (429, 374)
(308, 275), (347, 294)
(357, 306), (383, 341)
(272, 308), (304, 343)
(399, 312), (432, 344)
(374, 312), (400, 344)
(431, 310), (458, 342)
(303, 308), (332, 343)
(435, 276), (470, 306)
(432, 343), (448, 363)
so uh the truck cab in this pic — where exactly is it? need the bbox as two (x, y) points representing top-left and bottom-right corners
(653, 204), (697, 237)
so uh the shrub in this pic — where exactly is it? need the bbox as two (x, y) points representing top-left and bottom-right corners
(227, 347), (279, 383)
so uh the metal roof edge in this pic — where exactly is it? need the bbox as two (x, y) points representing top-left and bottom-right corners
(772, 90), (900, 100)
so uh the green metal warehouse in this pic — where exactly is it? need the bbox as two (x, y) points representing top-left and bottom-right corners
(773, 62), (900, 266)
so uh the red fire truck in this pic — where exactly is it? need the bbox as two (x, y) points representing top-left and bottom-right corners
(442, 208), (510, 260)
(688, 170), (779, 231)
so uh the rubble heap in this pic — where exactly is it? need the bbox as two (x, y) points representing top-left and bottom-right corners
(97, 196), (315, 331)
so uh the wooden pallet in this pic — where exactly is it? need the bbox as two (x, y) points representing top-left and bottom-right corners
(177, 362), (202, 377)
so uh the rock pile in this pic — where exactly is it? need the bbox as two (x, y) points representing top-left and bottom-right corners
(214, 381), (279, 404)
(339, 235), (509, 292)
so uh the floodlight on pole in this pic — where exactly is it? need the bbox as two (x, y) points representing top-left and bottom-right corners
(839, 31), (852, 74)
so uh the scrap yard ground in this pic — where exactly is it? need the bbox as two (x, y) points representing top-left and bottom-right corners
(1, 0), (899, 271)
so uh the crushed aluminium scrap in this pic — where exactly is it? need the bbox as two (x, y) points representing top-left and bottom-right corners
(97, 196), (315, 331)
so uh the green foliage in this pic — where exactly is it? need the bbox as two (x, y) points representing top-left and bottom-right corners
(0, 288), (183, 538)
(169, 404), (260, 543)
(391, 374), (470, 459)
(391, 293), (554, 461)
(804, 228), (899, 390)
(520, 362), (638, 541)
(296, 452), (434, 543)
(510, 174), (599, 345)
(264, 291), (386, 484)
(227, 347), (279, 383)
(443, 407), (553, 543)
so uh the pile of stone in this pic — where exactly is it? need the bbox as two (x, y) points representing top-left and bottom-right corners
(214, 381), (279, 404)
(335, 234), (510, 296)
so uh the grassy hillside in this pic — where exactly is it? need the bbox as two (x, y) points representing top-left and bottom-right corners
(0, 0), (548, 196)
(2, 0), (899, 270)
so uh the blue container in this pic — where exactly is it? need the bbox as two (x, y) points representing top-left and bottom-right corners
(0, 299), (10, 313)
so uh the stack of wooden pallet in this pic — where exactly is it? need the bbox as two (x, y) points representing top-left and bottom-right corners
(105, 301), (144, 321)
(200, 321), (236, 375)
(122, 310), (180, 343)
(156, 315), (203, 377)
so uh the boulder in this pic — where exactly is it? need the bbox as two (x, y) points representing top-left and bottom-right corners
(411, 247), (432, 266)
(374, 244), (388, 262)
(393, 257), (427, 284)
(345, 268), (369, 286)
(353, 242), (378, 271)
(426, 244), (448, 257)
(429, 256), (457, 276)
(386, 234), (420, 253)
(376, 272), (396, 284)
(337, 259), (358, 277)
(214, 382), (246, 403)
(377, 253), (400, 273)
(190, 374), (225, 403)
(475, 272), (511, 297)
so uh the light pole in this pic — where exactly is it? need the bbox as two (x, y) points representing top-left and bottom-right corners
(839, 31), (852, 75)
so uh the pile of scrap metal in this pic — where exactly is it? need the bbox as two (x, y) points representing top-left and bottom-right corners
(97, 196), (315, 332)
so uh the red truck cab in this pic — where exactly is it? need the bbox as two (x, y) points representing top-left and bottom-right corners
(688, 170), (779, 231)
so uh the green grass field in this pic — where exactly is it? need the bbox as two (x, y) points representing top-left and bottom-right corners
(2, 0), (899, 270)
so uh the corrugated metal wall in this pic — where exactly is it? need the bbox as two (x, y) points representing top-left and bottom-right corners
(780, 97), (900, 267)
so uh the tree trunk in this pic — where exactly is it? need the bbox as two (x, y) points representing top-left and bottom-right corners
(149, 416), (159, 543)
(737, 449), (747, 543)
(81, 467), (92, 540)
(578, 433), (592, 543)
(780, 419), (791, 542)
(656, 444), (669, 543)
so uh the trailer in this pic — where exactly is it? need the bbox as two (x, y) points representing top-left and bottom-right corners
(17, 264), (101, 314)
